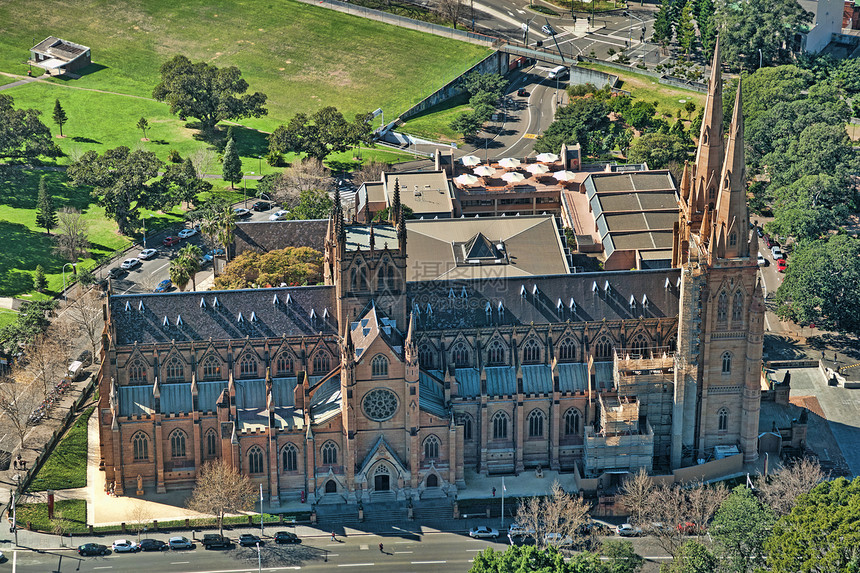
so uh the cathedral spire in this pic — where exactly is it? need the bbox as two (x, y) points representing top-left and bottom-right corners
(679, 161), (691, 204)
(390, 177), (401, 225)
(397, 203), (406, 251)
(712, 78), (749, 259)
(693, 35), (723, 213)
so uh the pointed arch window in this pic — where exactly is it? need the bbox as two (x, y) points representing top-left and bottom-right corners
(523, 340), (541, 364)
(313, 351), (331, 373)
(462, 414), (473, 441)
(595, 337), (613, 360)
(630, 334), (648, 356)
(371, 354), (389, 377)
(732, 291), (744, 322)
(418, 345), (435, 369)
(722, 352), (732, 375)
(528, 409), (545, 438)
(321, 441), (338, 465)
(202, 355), (221, 380)
(247, 446), (264, 474)
(132, 432), (149, 461)
(718, 408), (729, 432)
(666, 336), (677, 352)
(487, 340), (506, 366)
(492, 411), (509, 440)
(423, 435), (440, 460)
(558, 338), (576, 362)
(564, 409), (581, 436)
(129, 359), (147, 383)
(276, 354), (294, 376)
(452, 342), (470, 368)
(729, 232), (737, 247)
(717, 291), (728, 322)
(239, 354), (258, 379)
(165, 356), (184, 382)
(206, 429), (218, 457)
(170, 429), (187, 458)
(282, 443), (298, 472)
(351, 261), (367, 291)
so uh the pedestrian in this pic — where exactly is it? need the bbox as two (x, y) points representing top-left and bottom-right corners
(492, 487), (496, 497)
(331, 531), (336, 542)
(379, 542), (384, 553)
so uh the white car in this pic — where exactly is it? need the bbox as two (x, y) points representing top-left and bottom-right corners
(269, 210), (290, 221)
(112, 539), (140, 552)
(178, 228), (197, 239)
(616, 523), (641, 537)
(544, 532), (574, 546)
(771, 246), (783, 260)
(139, 248), (158, 260)
(469, 525), (499, 539)
(120, 258), (141, 270)
(757, 253), (766, 266)
(508, 523), (535, 537)
(168, 536), (193, 550)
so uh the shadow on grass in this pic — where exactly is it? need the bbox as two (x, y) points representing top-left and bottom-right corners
(53, 62), (109, 81)
(0, 168), (92, 212)
(0, 221), (68, 295)
(71, 136), (101, 144)
(326, 159), (362, 172)
(189, 123), (269, 158)
(149, 139), (170, 145)
(404, 92), (470, 122)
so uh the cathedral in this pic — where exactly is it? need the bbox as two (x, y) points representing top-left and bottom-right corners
(97, 39), (763, 506)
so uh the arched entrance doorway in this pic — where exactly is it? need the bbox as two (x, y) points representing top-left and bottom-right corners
(325, 479), (337, 493)
(426, 474), (438, 487)
(373, 464), (390, 492)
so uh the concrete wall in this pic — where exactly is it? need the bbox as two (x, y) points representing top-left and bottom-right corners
(575, 56), (707, 94)
(804, 0), (845, 52)
(570, 66), (617, 89)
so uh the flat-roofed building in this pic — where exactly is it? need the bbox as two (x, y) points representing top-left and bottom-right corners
(29, 37), (91, 75)
(356, 171), (454, 221)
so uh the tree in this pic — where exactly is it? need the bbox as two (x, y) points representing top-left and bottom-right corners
(289, 188), (334, 221)
(765, 477), (860, 573)
(449, 112), (482, 139)
(469, 545), (571, 572)
(349, 112), (375, 158)
(352, 160), (391, 187)
(23, 332), (65, 400)
(0, 372), (44, 450)
(715, 0), (814, 70)
(660, 540), (718, 573)
(0, 94), (61, 160)
(616, 468), (655, 526)
(652, 0), (673, 46)
(535, 97), (611, 156)
(54, 207), (90, 262)
(33, 265), (47, 293)
(677, 2), (696, 57)
(177, 243), (203, 291)
(67, 146), (163, 236)
(684, 101), (697, 118)
(66, 289), (104, 363)
(186, 460), (257, 535)
(602, 540), (644, 573)
(711, 485), (775, 573)
(169, 257), (192, 291)
(213, 247), (323, 290)
(160, 157), (212, 210)
(628, 132), (690, 168)
(438, 0), (465, 28)
(775, 234), (860, 333)
(128, 500), (152, 542)
(221, 137), (242, 190)
(269, 107), (354, 160)
(756, 458), (825, 516)
(35, 175), (57, 235)
(373, 204), (414, 223)
(198, 202), (236, 263)
(152, 55), (268, 131)
(269, 157), (334, 209)
(515, 481), (591, 549)
(137, 117), (149, 141)
(52, 99), (68, 138)
(640, 481), (729, 557)
(0, 300), (56, 356)
(459, 72), (508, 100)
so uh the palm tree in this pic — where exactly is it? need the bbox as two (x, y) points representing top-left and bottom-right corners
(169, 258), (192, 291)
(177, 244), (203, 291)
(200, 205), (236, 267)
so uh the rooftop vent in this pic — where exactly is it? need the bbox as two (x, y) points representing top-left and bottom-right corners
(176, 315), (183, 326)
(200, 297), (207, 308)
(237, 312), (244, 323)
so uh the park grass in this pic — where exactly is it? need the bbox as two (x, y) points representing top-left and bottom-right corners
(0, 75), (18, 87)
(0, 0), (489, 128)
(398, 93), (471, 143)
(29, 407), (95, 492)
(577, 62), (705, 119)
(0, 308), (18, 328)
(16, 499), (88, 533)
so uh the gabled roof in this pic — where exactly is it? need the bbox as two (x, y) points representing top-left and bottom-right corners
(233, 219), (329, 258)
(350, 305), (403, 359)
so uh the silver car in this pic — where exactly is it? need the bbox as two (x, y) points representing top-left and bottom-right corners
(469, 525), (499, 539)
(120, 258), (140, 270)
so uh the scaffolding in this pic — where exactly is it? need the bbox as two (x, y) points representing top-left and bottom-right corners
(583, 395), (654, 476)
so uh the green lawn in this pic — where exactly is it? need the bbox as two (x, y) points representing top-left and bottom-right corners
(577, 63), (705, 119)
(398, 94), (471, 143)
(0, 308), (18, 328)
(29, 407), (94, 492)
(16, 499), (88, 533)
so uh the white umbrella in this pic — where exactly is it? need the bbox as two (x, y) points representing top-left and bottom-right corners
(526, 163), (550, 175)
(455, 173), (479, 186)
(536, 152), (560, 163)
(473, 165), (496, 177)
(502, 171), (526, 184)
(460, 155), (481, 167)
(552, 170), (577, 182)
(498, 157), (521, 169)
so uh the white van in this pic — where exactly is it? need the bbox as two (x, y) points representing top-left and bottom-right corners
(547, 65), (568, 80)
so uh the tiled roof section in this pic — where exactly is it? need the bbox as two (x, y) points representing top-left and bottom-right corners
(452, 368), (481, 398)
(418, 372), (447, 417)
(198, 381), (227, 412)
(407, 269), (681, 330)
(350, 305), (403, 359)
(309, 376), (341, 423)
(161, 383), (192, 414)
(557, 363), (588, 393)
(521, 365), (552, 394)
(272, 378), (297, 407)
(232, 219), (328, 258)
(119, 385), (153, 417)
(486, 367), (516, 396)
(109, 286), (337, 345)
(595, 362), (615, 391)
(235, 379), (266, 410)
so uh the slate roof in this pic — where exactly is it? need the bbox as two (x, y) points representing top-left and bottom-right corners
(418, 372), (447, 417)
(198, 381), (227, 412)
(232, 219), (329, 258)
(309, 376), (342, 423)
(119, 385), (153, 417)
(407, 268), (681, 330)
(109, 286), (337, 345)
(350, 305), (403, 359)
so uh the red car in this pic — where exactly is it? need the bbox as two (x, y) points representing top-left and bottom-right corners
(163, 236), (181, 246)
(777, 258), (787, 272)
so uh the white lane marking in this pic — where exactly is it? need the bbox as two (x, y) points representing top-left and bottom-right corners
(359, 544), (369, 550)
(394, 550), (414, 554)
(517, 8), (525, 13)
(466, 549), (484, 551)
(412, 561), (447, 564)
(93, 568), (114, 570)
(338, 564), (375, 567)
(171, 562), (191, 564)
(507, 10), (514, 16)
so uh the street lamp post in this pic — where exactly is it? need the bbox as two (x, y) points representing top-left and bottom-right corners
(62, 262), (76, 302)
(256, 542), (262, 573)
(524, 17), (534, 46)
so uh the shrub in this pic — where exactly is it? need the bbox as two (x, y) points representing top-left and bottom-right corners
(266, 150), (283, 167)
(167, 149), (182, 163)
(33, 265), (47, 292)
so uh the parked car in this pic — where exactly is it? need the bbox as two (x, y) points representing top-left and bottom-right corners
(274, 531), (301, 544)
(517, 87), (528, 97)
(139, 248), (158, 260)
(541, 24), (556, 35)
(756, 226), (764, 238)
(209, 248), (225, 256)
(139, 539), (168, 551)
(771, 246), (783, 260)
(168, 536), (193, 550)
(178, 228), (197, 239)
(252, 201), (274, 212)
(239, 534), (262, 547)
(677, 521), (703, 535)
(233, 207), (252, 218)
(202, 533), (230, 549)
(757, 253), (767, 266)
(77, 543), (108, 556)
(154, 279), (172, 293)
(469, 525), (499, 539)
(544, 532), (575, 546)
(120, 258), (141, 270)
(111, 539), (140, 553)
(508, 523), (535, 537)
(269, 209), (290, 221)
(616, 524), (641, 537)
(107, 267), (126, 279)
(163, 236), (181, 247)
(777, 258), (787, 272)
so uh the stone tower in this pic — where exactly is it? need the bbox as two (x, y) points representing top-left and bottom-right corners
(671, 42), (763, 468)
